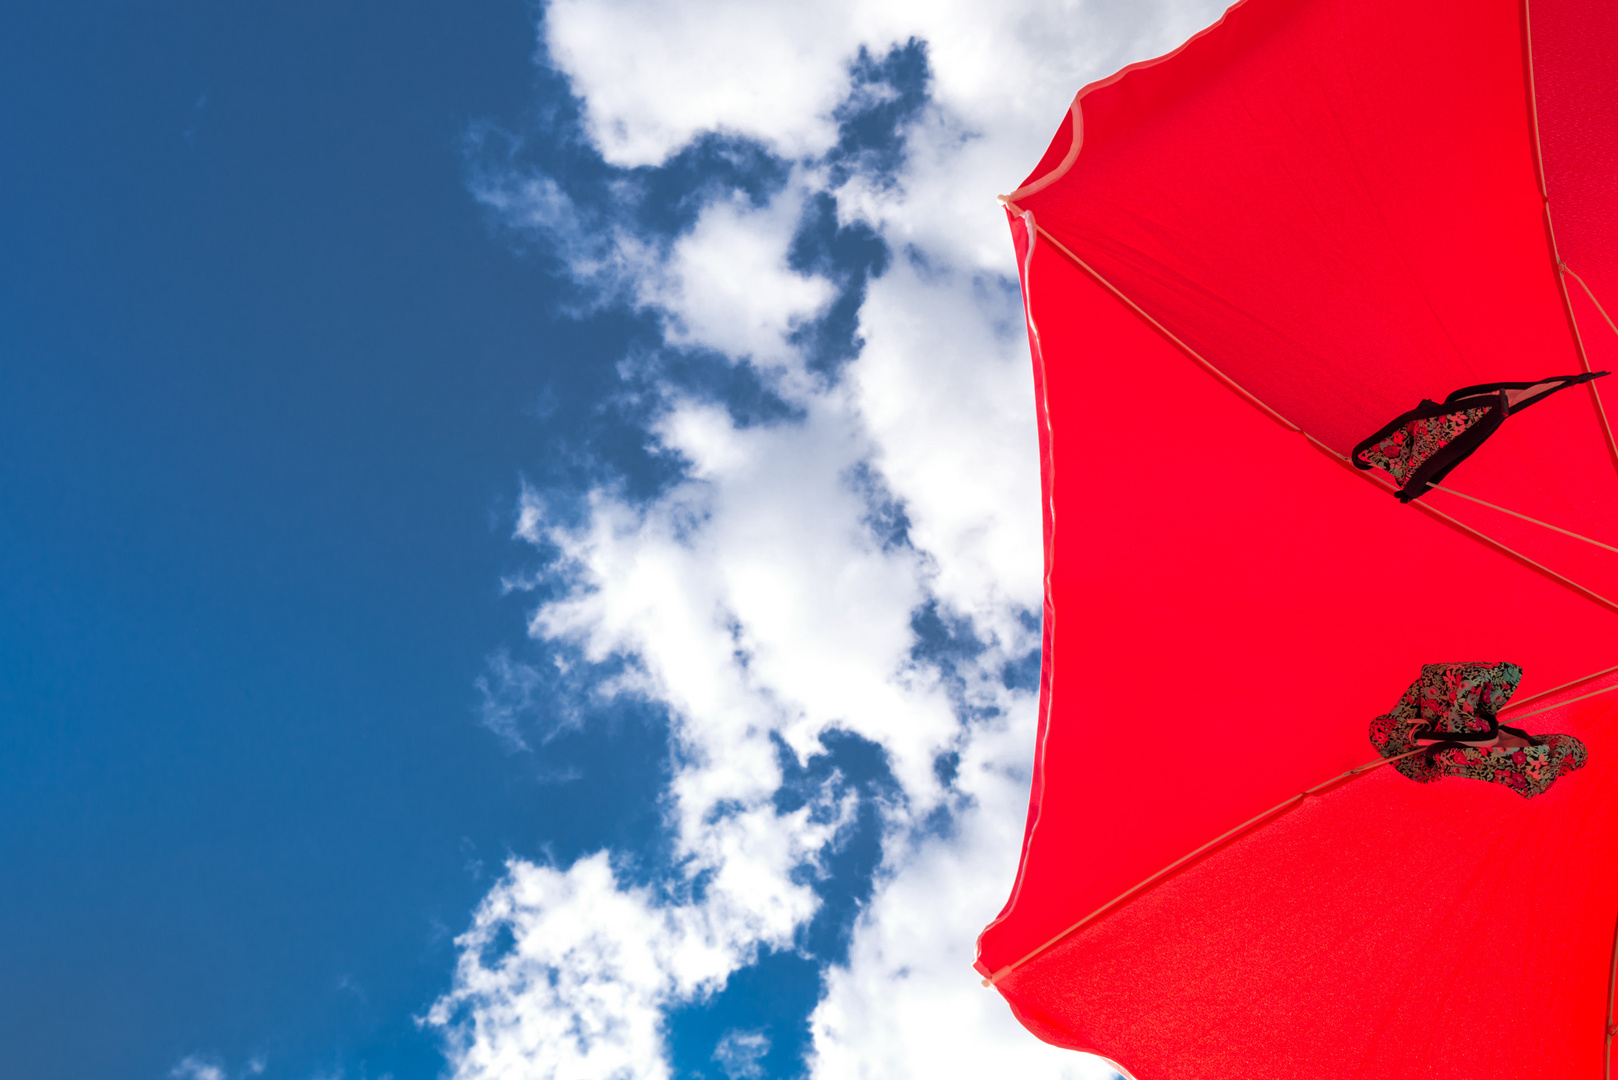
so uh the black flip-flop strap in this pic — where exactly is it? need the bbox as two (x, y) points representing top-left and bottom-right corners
(1414, 715), (1500, 754)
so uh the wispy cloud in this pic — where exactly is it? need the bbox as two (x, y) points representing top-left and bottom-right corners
(170, 1054), (266, 1080)
(171, 1056), (227, 1080)
(429, 1), (1227, 1077)
(714, 1028), (770, 1079)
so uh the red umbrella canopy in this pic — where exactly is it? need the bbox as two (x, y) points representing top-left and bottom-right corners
(979, 1), (1618, 1077)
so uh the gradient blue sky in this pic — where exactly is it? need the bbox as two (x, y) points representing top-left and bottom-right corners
(1, 4), (1213, 1078)
(1, 5), (644, 1076)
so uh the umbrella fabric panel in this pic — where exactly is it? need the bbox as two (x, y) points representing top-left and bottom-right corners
(1534, 0), (1618, 324)
(1013, 0), (1571, 459)
(1532, 0), (1618, 500)
(996, 686), (1618, 1080)
(974, 227), (1618, 979)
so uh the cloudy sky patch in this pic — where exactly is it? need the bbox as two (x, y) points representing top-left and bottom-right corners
(428, 2), (1224, 1077)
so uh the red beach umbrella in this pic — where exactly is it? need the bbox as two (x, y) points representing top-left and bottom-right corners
(978, 1), (1618, 1076)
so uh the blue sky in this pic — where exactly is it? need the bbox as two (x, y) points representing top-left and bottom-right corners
(0, 3), (1218, 1078)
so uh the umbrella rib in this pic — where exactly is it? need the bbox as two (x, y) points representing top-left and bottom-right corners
(1552, 253), (1618, 482)
(1316, 434), (1618, 616)
(1562, 260), (1618, 484)
(1006, 206), (1618, 618)
(981, 748), (1427, 987)
(1394, 477), (1618, 616)
(1501, 681), (1618, 722)
(1423, 481), (1618, 555)
(998, 202), (1303, 436)
(1563, 263), (1618, 345)
(1501, 662), (1618, 715)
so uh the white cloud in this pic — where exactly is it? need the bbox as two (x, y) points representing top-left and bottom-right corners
(171, 1057), (227, 1080)
(713, 1029), (770, 1079)
(428, 808), (844, 1080)
(852, 260), (1044, 634)
(432, 1), (1229, 1078)
(543, 0), (864, 167)
(168, 1053), (272, 1080)
(476, 648), (549, 751)
(647, 187), (835, 370)
(471, 165), (831, 375)
(808, 709), (1117, 1080)
(429, 855), (696, 1080)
